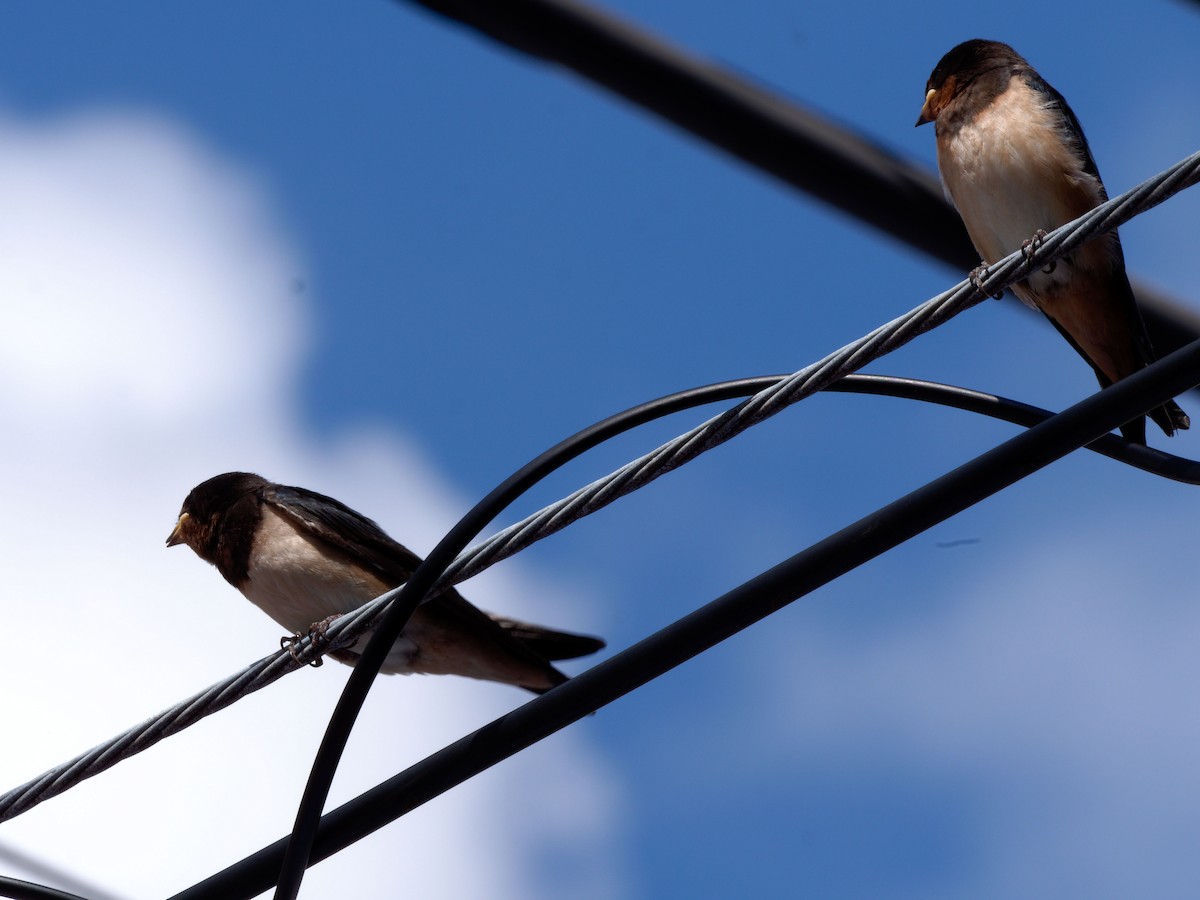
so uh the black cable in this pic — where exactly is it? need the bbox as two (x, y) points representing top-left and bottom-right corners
(0, 840), (127, 900)
(0, 877), (89, 900)
(394, 0), (1200, 358)
(176, 341), (1200, 900)
(823, 375), (1200, 483)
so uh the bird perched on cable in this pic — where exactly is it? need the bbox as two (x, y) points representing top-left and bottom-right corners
(167, 472), (604, 693)
(916, 38), (1189, 444)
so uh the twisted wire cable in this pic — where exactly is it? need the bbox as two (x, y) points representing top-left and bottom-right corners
(442, 146), (1200, 587)
(1, 148), (1198, 828)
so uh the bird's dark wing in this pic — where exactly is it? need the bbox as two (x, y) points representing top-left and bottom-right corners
(1038, 309), (1144, 443)
(263, 483), (424, 584)
(264, 483), (574, 687)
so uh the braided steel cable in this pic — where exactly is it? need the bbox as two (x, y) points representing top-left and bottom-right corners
(0, 148), (1197, 831)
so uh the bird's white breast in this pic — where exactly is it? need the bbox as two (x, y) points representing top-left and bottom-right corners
(937, 81), (1102, 306)
(243, 507), (396, 635)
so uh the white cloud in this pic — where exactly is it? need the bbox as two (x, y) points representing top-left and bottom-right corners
(0, 107), (622, 899)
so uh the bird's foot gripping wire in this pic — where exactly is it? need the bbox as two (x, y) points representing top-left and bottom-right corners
(1021, 229), (1057, 274)
(969, 263), (1004, 300)
(280, 633), (321, 667)
(280, 615), (344, 668)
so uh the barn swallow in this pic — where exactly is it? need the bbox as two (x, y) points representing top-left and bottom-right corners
(167, 472), (604, 693)
(916, 39), (1189, 444)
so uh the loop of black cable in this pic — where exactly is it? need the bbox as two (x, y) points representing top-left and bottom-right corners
(178, 338), (1200, 900)
(266, 373), (821, 897)
(6, 372), (1198, 838)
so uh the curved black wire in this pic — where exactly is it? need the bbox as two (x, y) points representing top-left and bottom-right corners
(270, 373), (807, 897)
(269, 364), (1200, 898)
(0, 878), (88, 900)
(824, 375), (1200, 482)
(179, 347), (1200, 900)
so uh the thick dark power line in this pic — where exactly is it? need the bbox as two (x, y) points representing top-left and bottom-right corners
(396, 0), (1200, 355)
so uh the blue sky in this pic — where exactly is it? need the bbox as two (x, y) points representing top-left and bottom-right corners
(1, 2), (1200, 898)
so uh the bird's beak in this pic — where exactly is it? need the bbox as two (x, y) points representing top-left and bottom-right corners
(166, 513), (190, 547)
(915, 88), (937, 127)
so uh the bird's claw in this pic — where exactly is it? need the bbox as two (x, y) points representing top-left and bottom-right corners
(309, 614), (343, 646)
(969, 263), (1004, 300)
(1021, 229), (1056, 274)
(280, 617), (343, 669)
